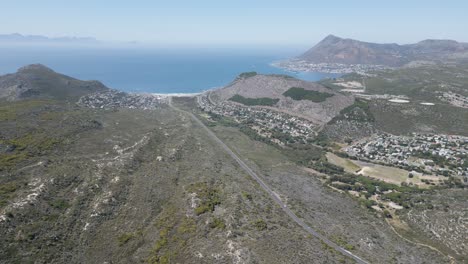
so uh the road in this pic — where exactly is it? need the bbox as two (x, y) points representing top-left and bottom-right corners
(170, 100), (369, 264)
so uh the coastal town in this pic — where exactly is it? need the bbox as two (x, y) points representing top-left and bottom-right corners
(198, 93), (318, 144)
(78, 90), (168, 110)
(344, 133), (468, 178)
(272, 59), (392, 75)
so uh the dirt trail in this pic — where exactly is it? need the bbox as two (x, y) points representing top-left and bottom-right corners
(171, 101), (370, 264)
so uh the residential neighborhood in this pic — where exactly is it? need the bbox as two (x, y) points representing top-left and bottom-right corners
(78, 90), (167, 110)
(345, 133), (468, 178)
(272, 59), (392, 75)
(198, 94), (317, 144)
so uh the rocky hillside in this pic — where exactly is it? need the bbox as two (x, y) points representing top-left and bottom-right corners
(210, 73), (354, 124)
(0, 64), (109, 101)
(299, 35), (468, 66)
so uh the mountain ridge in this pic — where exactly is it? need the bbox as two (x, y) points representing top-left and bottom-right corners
(299, 35), (468, 66)
(0, 64), (109, 101)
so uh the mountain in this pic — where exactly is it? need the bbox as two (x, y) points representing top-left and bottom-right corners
(0, 64), (109, 101)
(299, 34), (468, 66)
(210, 73), (354, 124)
(0, 33), (98, 44)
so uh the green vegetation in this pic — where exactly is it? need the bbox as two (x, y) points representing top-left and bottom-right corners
(358, 198), (377, 209)
(238, 72), (257, 78)
(283, 87), (334, 102)
(209, 217), (226, 229)
(328, 172), (427, 208)
(117, 233), (135, 246)
(0, 181), (23, 207)
(0, 152), (29, 169)
(0, 99), (54, 121)
(332, 235), (355, 251)
(177, 217), (197, 234)
(229, 94), (279, 106)
(413, 151), (468, 173)
(270, 74), (295, 79)
(331, 99), (374, 123)
(8, 133), (61, 152)
(49, 199), (70, 210)
(383, 209), (392, 218)
(187, 182), (221, 215)
(309, 132), (331, 147)
(0, 133), (61, 170)
(241, 191), (253, 201)
(311, 159), (345, 175)
(252, 219), (267, 231)
(149, 205), (197, 264)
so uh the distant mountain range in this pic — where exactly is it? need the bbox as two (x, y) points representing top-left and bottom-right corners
(299, 35), (468, 66)
(0, 33), (98, 44)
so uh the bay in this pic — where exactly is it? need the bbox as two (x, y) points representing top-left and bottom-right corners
(0, 46), (340, 94)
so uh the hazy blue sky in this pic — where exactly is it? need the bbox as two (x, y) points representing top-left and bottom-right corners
(2, 0), (468, 47)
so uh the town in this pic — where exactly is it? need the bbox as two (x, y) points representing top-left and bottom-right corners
(271, 59), (392, 75)
(344, 133), (468, 178)
(197, 93), (318, 145)
(78, 90), (168, 110)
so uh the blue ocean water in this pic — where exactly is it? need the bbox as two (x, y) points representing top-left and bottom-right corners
(0, 46), (339, 93)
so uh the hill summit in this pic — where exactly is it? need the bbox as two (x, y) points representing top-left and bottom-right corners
(0, 64), (109, 101)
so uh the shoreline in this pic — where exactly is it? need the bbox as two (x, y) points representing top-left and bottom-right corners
(150, 92), (203, 97)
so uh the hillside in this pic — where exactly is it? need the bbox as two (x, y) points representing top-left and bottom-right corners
(299, 34), (468, 66)
(319, 63), (468, 138)
(0, 64), (109, 101)
(210, 73), (354, 124)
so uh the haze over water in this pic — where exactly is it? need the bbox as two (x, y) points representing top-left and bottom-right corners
(0, 46), (339, 93)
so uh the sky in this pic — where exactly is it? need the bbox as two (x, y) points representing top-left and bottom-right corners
(1, 0), (468, 48)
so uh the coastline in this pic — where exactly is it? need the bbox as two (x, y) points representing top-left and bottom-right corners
(150, 92), (203, 97)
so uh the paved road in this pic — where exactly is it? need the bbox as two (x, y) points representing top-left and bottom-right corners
(171, 101), (369, 264)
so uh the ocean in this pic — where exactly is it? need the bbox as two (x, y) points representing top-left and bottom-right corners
(0, 46), (339, 94)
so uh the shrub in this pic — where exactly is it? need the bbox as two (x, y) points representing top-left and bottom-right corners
(383, 210), (392, 218)
(360, 198), (377, 209)
(117, 233), (134, 246)
(49, 199), (70, 210)
(252, 219), (267, 231)
(344, 244), (355, 251)
(188, 182), (221, 215)
(209, 217), (226, 229)
(241, 191), (253, 201)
